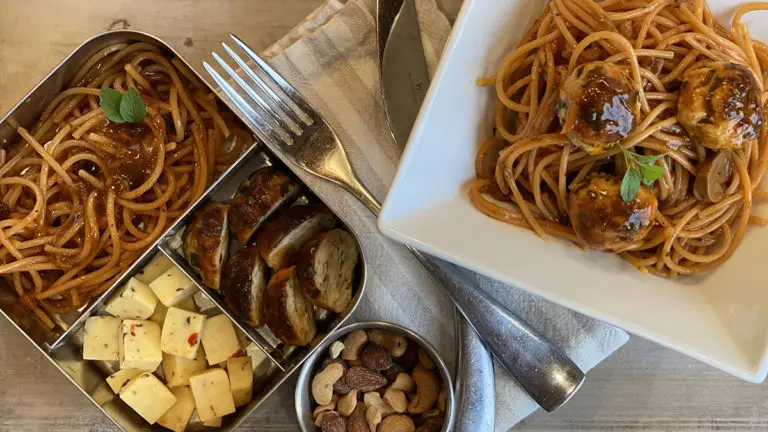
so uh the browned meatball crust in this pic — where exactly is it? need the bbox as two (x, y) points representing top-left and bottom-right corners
(559, 61), (641, 155)
(568, 174), (658, 251)
(678, 61), (762, 150)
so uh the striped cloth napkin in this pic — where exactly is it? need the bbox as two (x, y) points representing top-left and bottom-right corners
(258, 0), (630, 429)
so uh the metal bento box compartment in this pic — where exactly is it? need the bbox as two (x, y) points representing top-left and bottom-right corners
(0, 30), (367, 431)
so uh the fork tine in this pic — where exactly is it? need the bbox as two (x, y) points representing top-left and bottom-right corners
(203, 61), (291, 147)
(229, 33), (314, 125)
(211, 52), (293, 144)
(221, 42), (305, 131)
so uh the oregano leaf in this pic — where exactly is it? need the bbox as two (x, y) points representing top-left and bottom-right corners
(621, 167), (642, 202)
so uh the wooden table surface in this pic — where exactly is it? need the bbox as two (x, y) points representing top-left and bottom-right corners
(2, 1), (768, 431)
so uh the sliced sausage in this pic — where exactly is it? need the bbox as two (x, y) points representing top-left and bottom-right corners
(264, 267), (317, 346)
(229, 167), (302, 244)
(297, 229), (359, 313)
(220, 245), (268, 327)
(257, 204), (336, 269)
(183, 202), (230, 290)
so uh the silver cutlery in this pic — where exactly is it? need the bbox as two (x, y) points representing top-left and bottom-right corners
(203, 33), (585, 413)
(376, 0), (495, 428)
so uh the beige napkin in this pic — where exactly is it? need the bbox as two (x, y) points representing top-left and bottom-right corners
(257, 0), (630, 429)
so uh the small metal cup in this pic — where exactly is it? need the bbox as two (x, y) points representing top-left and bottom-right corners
(294, 321), (456, 431)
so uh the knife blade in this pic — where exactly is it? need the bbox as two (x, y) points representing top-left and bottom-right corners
(377, 1), (497, 430)
(378, 0), (430, 149)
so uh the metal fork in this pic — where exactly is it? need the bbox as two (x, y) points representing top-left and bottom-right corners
(204, 34), (586, 412)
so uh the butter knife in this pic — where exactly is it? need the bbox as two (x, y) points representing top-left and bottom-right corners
(376, 2), (495, 430)
(376, 0), (586, 420)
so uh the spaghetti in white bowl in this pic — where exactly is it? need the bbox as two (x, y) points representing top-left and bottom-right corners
(379, 0), (768, 381)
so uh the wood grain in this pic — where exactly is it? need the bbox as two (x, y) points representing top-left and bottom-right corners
(2, 0), (767, 431)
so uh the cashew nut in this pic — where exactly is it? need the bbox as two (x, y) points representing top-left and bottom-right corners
(366, 405), (383, 432)
(329, 341), (345, 360)
(407, 364), (440, 414)
(364, 391), (394, 431)
(417, 348), (435, 370)
(342, 330), (368, 361)
(337, 389), (358, 416)
(383, 388), (408, 413)
(378, 414), (416, 432)
(313, 394), (338, 417)
(389, 373), (415, 393)
(367, 329), (407, 357)
(312, 362), (345, 405)
(364, 391), (394, 416)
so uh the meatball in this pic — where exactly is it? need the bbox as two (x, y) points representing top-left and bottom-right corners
(678, 61), (762, 150)
(568, 174), (658, 251)
(558, 61), (641, 155)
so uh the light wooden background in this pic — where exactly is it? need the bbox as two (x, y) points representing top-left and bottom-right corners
(2, 1), (768, 431)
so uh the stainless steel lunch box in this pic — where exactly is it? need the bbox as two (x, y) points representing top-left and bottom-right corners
(0, 29), (368, 431)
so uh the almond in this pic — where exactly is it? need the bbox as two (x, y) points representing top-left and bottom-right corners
(346, 367), (388, 392)
(334, 372), (353, 395)
(318, 411), (346, 432)
(323, 357), (349, 370)
(361, 343), (393, 371)
(383, 363), (404, 384)
(415, 416), (444, 432)
(346, 403), (371, 432)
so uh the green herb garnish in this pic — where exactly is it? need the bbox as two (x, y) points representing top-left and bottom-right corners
(620, 147), (666, 202)
(99, 87), (146, 123)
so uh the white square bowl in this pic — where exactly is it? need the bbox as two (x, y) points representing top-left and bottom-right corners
(378, 0), (768, 382)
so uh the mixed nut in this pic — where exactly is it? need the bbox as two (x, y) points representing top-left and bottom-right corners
(310, 328), (446, 432)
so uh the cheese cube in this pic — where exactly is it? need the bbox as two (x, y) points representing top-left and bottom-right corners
(119, 320), (162, 371)
(157, 386), (196, 432)
(83, 316), (120, 361)
(135, 254), (174, 285)
(202, 417), (222, 427)
(149, 267), (197, 307)
(162, 352), (207, 387)
(150, 297), (195, 327)
(227, 357), (253, 407)
(161, 308), (205, 359)
(201, 315), (242, 365)
(106, 368), (143, 393)
(119, 372), (177, 424)
(105, 277), (158, 320)
(188, 369), (236, 422)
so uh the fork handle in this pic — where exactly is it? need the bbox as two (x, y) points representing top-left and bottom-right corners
(346, 178), (585, 412)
